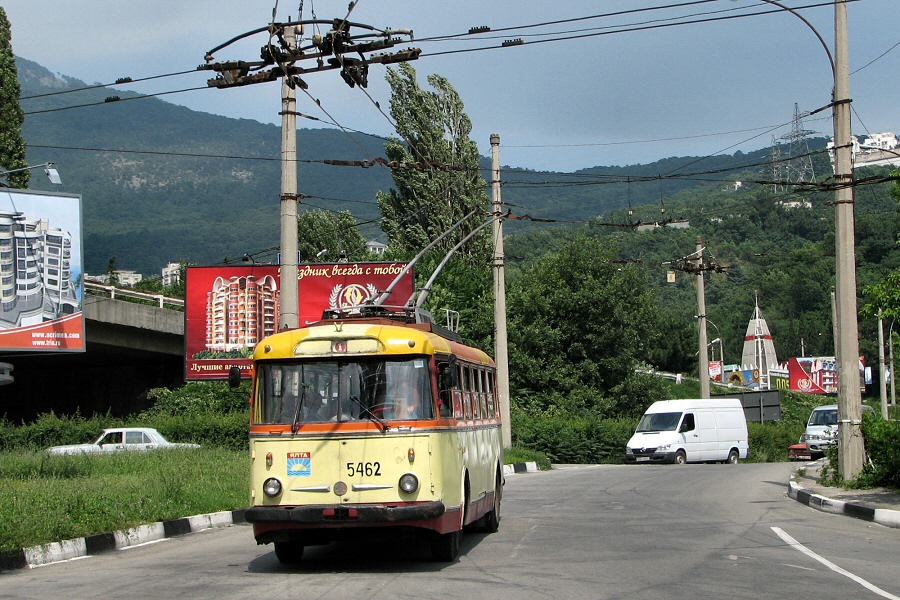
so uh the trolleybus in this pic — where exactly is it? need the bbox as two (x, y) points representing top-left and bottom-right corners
(242, 305), (503, 563)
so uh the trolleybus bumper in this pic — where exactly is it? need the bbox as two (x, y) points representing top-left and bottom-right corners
(245, 501), (446, 525)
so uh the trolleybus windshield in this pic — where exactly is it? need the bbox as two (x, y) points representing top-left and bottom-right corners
(256, 358), (435, 425)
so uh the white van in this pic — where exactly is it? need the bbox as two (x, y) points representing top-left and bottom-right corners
(625, 399), (749, 464)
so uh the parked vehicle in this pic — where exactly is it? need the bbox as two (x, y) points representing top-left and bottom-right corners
(800, 404), (875, 456)
(625, 399), (749, 464)
(788, 442), (813, 460)
(46, 427), (200, 455)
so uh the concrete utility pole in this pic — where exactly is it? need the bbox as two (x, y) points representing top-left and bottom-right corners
(278, 25), (300, 331)
(696, 238), (710, 399)
(490, 133), (511, 448)
(832, 1), (864, 480)
(201, 18), (419, 331)
(878, 310), (888, 418)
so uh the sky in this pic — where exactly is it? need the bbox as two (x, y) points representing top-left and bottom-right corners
(4, 0), (900, 173)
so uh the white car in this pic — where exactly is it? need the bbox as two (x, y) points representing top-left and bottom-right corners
(46, 427), (200, 455)
(800, 404), (876, 455)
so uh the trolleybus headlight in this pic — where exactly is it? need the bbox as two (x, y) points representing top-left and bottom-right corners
(399, 473), (419, 494)
(263, 477), (283, 497)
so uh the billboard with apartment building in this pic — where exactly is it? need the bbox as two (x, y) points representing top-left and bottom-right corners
(0, 189), (84, 352)
(184, 262), (413, 380)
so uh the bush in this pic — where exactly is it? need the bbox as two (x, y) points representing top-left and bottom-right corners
(140, 412), (249, 451)
(143, 381), (250, 417)
(747, 420), (804, 463)
(857, 414), (900, 489)
(511, 406), (636, 464)
(0, 409), (250, 453)
(0, 412), (119, 451)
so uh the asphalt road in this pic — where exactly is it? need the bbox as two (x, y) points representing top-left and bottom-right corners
(2, 462), (898, 600)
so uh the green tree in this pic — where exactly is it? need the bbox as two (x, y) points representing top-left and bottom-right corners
(0, 8), (29, 188)
(297, 210), (369, 263)
(376, 63), (490, 262)
(375, 63), (494, 346)
(507, 236), (668, 418)
(862, 172), (900, 320)
(105, 256), (120, 287)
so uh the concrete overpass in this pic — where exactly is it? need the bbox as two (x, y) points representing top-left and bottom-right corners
(0, 290), (187, 423)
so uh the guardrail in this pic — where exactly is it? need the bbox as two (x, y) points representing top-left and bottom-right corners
(84, 282), (185, 309)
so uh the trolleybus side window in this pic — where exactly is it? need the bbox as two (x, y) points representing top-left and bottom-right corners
(473, 368), (483, 419)
(484, 372), (494, 418)
(437, 360), (455, 418)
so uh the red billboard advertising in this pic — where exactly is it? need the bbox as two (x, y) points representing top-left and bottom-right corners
(787, 356), (866, 394)
(185, 262), (412, 380)
(0, 190), (84, 352)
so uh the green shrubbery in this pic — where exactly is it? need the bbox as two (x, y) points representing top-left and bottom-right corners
(0, 381), (251, 452)
(511, 406), (636, 464)
(855, 414), (900, 488)
(509, 388), (831, 465)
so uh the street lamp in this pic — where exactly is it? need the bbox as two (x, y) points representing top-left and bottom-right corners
(0, 162), (62, 186)
(740, 0), (862, 479)
(707, 319), (725, 365)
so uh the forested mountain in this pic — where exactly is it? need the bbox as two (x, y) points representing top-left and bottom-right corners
(505, 165), (900, 376)
(16, 56), (831, 276)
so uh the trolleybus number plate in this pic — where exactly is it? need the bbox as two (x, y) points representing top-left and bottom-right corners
(347, 462), (382, 476)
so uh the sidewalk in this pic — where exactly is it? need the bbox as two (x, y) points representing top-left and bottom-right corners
(788, 459), (900, 528)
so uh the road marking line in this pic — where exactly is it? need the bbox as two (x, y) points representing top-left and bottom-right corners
(772, 527), (900, 600)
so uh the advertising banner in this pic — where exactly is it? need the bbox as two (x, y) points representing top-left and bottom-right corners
(0, 189), (84, 352)
(789, 357), (834, 394)
(709, 361), (723, 382)
(788, 356), (866, 394)
(185, 262), (412, 380)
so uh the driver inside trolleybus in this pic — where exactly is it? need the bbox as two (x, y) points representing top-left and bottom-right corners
(256, 358), (436, 425)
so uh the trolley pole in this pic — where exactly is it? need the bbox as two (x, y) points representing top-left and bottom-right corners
(279, 25), (300, 330)
(490, 133), (511, 448)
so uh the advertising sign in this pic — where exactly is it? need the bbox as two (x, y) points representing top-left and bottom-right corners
(0, 189), (84, 352)
(185, 262), (412, 380)
(788, 356), (866, 395)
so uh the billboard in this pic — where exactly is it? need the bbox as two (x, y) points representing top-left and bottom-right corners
(787, 356), (867, 395)
(185, 262), (413, 380)
(0, 189), (84, 352)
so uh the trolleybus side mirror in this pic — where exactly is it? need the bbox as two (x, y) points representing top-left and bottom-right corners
(228, 366), (242, 389)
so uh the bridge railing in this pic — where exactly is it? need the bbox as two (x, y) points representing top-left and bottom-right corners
(84, 282), (185, 310)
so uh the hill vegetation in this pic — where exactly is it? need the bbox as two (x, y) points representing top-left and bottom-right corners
(16, 56), (831, 278)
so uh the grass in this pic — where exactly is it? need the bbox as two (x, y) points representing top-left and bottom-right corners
(0, 447), (248, 552)
(0, 445), (548, 553)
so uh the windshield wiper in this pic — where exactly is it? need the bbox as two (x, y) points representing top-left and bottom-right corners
(291, 382), (309, 433)
(348, 395), (390, 432)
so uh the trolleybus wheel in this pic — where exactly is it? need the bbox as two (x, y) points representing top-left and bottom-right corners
(274, 541), (305, 564)
(431, 529), (460, 562)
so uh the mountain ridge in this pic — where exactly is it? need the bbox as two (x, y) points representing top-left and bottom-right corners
(15, 56), (821, 276)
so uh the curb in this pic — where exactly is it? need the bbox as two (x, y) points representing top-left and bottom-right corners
(787, 477), (900, 529)
(0, 509), (246, 572)
(502, 461), (539, 476)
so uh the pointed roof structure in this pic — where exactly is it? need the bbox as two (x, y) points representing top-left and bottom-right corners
(740, 296), (779, 388)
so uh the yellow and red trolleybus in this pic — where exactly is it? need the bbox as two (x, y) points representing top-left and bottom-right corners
(243, 306), (503, 563)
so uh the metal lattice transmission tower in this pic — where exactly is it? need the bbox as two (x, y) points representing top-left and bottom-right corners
(778, 103), (817, 187)
(770, 135), (784, 192)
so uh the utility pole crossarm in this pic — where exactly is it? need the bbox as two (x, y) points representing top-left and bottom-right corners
(199, 19), (419, 90)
